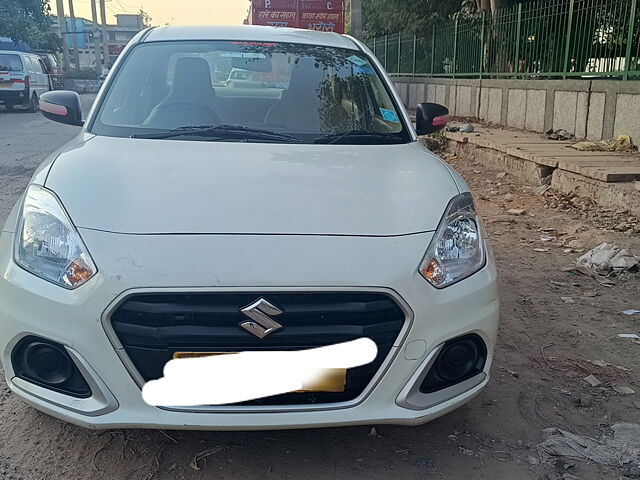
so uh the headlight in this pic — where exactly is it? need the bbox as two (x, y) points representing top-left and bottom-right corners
(419, 192), (485, 288)
(14, 185), (96, 289)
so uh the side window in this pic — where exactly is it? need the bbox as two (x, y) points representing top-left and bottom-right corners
(38, 59), (47, 74)
(23, 56), (33, 73)
(28, 56), (41, 74)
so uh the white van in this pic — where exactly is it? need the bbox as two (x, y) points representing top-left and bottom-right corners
(0, 50), (51, 112)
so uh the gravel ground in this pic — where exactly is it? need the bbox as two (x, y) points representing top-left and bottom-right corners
(0, 101), (638, 479)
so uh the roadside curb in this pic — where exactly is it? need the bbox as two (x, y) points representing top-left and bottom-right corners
(444, 128), (640, 215)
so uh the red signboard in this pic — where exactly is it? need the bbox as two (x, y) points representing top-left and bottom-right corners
(250, 0), (344, 34)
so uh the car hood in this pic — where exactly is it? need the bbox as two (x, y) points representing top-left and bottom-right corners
(44, 136), (459, 236)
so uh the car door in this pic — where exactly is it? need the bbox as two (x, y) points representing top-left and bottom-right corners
(30, 56), (48, 95)
(37, 57), (52, 91)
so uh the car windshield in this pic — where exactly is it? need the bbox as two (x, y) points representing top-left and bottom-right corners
(92, 40), (410, 144)
(0, 54), (24, 72)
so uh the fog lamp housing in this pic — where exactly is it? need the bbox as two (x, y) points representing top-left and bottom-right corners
(420, 334), (487, 394)
(11, 337), (92, 398)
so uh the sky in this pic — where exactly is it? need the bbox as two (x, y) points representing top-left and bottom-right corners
(50, 0), (250, 27)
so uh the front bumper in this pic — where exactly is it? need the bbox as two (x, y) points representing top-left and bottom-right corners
(0, 229), (499, 430)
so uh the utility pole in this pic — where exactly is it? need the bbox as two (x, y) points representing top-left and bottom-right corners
(90, 0), (102, 74)
(99, 0), (110, 69)
(68, 0), (81, 71)
(55, 0), (70, 71)
(350, 0), (362, 38)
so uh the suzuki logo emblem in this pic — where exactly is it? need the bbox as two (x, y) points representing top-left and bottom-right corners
(239, 298), (284, 338)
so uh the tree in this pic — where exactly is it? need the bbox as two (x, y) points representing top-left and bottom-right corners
(362, 0), (460, 36)
(139, 8), (152, 28)
(0, 0), (61, 50)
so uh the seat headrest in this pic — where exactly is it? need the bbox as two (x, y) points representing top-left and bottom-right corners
(285, 57), (322, 101)
(171, 57), (214, 99)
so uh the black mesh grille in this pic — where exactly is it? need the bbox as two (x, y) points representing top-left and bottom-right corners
(111, 292), (405, 405)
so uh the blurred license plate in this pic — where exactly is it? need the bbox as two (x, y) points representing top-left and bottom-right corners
(0, 81), (10, 88)
(172, 351), (346, 393)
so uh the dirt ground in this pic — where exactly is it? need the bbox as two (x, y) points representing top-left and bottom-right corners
(0, 104), (639, 479)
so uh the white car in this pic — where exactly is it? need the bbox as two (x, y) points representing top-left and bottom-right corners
(0, 26), (498, 430)
(0, 50), (51, 111)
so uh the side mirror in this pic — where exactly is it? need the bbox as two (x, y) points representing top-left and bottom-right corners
(39, 91), (83, 127)
(415, 102), (449, 135)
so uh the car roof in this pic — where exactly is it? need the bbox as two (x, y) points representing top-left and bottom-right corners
(143, 25), (360, 51)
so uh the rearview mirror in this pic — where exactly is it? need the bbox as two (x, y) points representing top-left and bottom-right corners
(231, 56), (272, 73)
(39, 91), (83, 127)
(416, 103), (449, 135)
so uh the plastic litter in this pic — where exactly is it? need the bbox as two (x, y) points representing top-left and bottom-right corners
(570, 135), (636, 153)
(623, 310), (640, 316)
(537, 422), (640, 466)
(618, 334), (640, 340)
(576, 243), (639, 284)
(544, 129), (574, 141)
(446, 124), (474, 133)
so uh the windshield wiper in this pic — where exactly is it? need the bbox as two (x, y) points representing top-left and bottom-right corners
(131, 124), (303, 143)
(313, 130), (405, 145)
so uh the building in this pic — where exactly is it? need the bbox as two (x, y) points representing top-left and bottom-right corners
(53, 13), (146, 70)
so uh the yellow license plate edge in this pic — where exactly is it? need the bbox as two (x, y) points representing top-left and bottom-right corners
(172, 351), (346, 393)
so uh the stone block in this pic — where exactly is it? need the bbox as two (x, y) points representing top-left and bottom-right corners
(575, 91), (589, 138)
(506, 89), (527, 129)
(436, 85), (446, 106)
(613, 94), (640, 144)
(587, 92), (605, 140)
(524, 90), (546, 132)
(457, 86), (473, 117)
(426, 84), (437, 103)
(553, 91), (578, 133)
(488, 88), (503, 124)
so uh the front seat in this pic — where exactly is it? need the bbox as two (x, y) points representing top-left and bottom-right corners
(143, 57), (228, 129)
(264, 57), (323, 132)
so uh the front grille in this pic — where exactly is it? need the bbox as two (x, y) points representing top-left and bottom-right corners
(111, 292), (405, 406)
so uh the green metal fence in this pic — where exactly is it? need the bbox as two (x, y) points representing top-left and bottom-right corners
(367, 0), (640, 80)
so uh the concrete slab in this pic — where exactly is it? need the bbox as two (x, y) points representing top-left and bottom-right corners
(449, 87), (457, 114)
(448, 135), (640, 214)
(503, 147), (632, 166)
(479, 88), (489, 120)
(553, 91), (578, 133)
(395, 83), (408, 105)
(427, 83), (436, 103)
(578, 167), (640, 182)
(426, 84), (437, 103)
(458, 86), (473, 117)
(557, 160), (640, 182)
(416, 83), (426, 104)
(587, 92), (605, 141)
(487, 88), (502, 124)
(407, 83), (419, 107)
(551, 170), (640, 215)
(525, 90), (546, 132)
(613, 93), (640, 144)
(575, 91), (589, 138)
(507, 89), (527, 129)
(436, 85), (447, 106)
